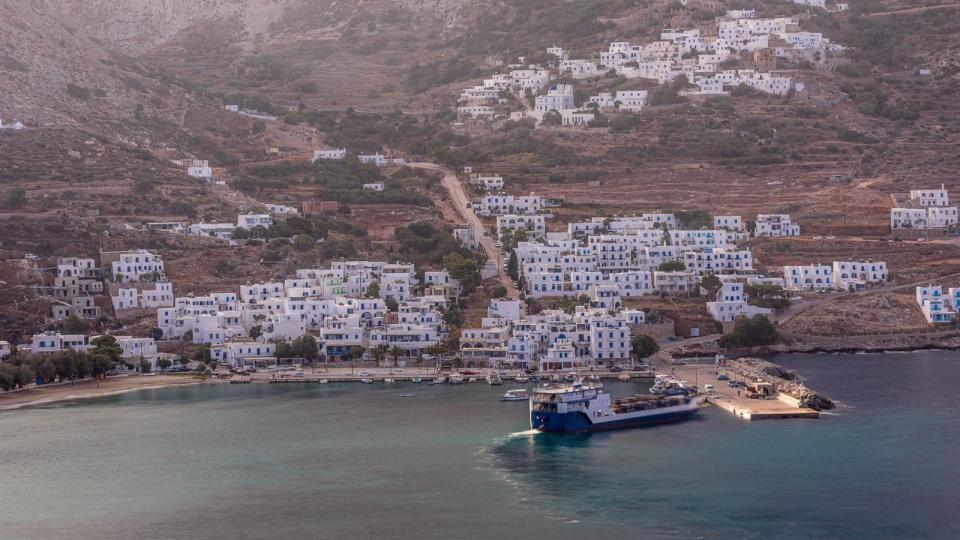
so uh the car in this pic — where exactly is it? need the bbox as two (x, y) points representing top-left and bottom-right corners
(610, 366), (623, 372)
(916, 238), (927, 242)
(825, 235), (836, 240)
(813, 235), (823, 240)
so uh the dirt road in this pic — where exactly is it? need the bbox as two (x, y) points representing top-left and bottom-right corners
(408, 162), (519, 297)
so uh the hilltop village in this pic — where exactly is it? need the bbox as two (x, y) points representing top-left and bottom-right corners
(457, 11), (843, 126)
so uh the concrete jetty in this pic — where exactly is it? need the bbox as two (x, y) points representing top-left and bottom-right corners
(671, 361), (824, 421)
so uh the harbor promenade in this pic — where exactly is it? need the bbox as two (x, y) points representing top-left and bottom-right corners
(671, 363), (820, 420)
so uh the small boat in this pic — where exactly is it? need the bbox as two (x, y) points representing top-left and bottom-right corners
(430, 376), (446, 385)
(360, 378), (374, 384)
(468, 377), (478, 383)
(319, 379), (329, 384)
(617, 372), (631, 382)
(449, 373), (465, 384)
(515, 375), (530, 383)
(529, 375), (540, 383)
(550, 373), (563, 382)
(487, 372), (503, 385)
(412, 377), (422, 384)
(384, 378), (396, 384)
(588, 374), (601, 382)
(400, 393), (416, 398)
(563, 374), (576, 383)
(501, 389), (530, 402)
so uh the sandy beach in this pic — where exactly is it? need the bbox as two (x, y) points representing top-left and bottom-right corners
(0, 375), (213, 411)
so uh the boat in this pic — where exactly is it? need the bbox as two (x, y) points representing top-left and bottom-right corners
(530, 379), (701, 434)
(515, 375), (530, 383)
(617, 372), (631, 382)
(550, 373), (563, 382)
(412, 377), (422, 384)
(501, 389), (530, 402)
(588, 374), (601, 382)
(319, 379), (329, 384)
(487, 372), (503, 385)
(384, 378), (396, 384)
(529, 375), (540, 383)
(468, 377), (478, 383)
(360, 378), (374, 384)
(400, 393), (416, 398)
(650, 375), (696, 396)
(430, 376), (446, 385)
(448, 373), (465, 384)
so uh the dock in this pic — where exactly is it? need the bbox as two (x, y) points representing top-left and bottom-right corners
(236, 369), (655, 385)
(671, 361), (824, 421)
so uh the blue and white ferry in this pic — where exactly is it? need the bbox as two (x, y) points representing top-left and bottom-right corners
(530, 380), (701, 434)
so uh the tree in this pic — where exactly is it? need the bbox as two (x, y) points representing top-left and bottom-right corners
(90, 335), (122, 364)
(249, 325), (263, 339)
(366, 281), (381, 299)
(507, 250), (519, 281)
(658, 260), (686, 272)
(719, 315), (779, 348)
(541, 110), (563, 127)
(252, 120), (267, 134)
(491, 286), (507, 298)
(157, 358), (173, 371)
(385, 296), (399, 313)
(700, 274), (722, 299)
(292, 234), (316, 251)
(63, 314), (88, 334)
(149, 327), (164, 340)
(90, 354), (114, 377)
(4, 186), (27, 208)
(139, 358), (152, 373)
(389, 346), (403, 367)
(444, 303), (463, 327)
(349, 345), (365, 360)
(195, 362), (208, 373)
(631, 334), (660, 361)
(443, 252), (480, 294)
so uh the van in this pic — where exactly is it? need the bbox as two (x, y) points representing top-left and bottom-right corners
(704, 384), (716, 393)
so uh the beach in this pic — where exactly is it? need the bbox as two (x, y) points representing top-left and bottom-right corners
(0, 374), (211, 411)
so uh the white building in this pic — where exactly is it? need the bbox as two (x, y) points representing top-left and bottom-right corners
(265, 204), (299, 216)
(111, 250), (165, 283)
(362, 183), (385, 192)
(313, 148), (347, 161)
(832, 261), (888, 291)
(707, 282), (771, 322)
(755, 214), (800, 237)
(29, 332), (89, 354)
(782, 264), (834, 291)
(237, 214), (274, 229)
(535, 84), (575, 113)
(497, 215), (546, 240)
(916, 286), (957, 324)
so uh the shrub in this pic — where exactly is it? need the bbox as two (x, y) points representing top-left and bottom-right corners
(66, 83), (91, 100)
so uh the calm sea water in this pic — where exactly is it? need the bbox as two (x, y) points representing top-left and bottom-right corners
(1, 351), (958, 540)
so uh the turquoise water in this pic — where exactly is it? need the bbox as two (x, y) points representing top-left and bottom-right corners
(1, 351), (958, 539)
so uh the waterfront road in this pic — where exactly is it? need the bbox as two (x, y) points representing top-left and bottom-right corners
(408, 161), (519, 298)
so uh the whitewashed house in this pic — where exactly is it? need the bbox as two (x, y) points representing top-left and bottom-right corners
(782, 264), (834, 290)
(111, 250), (165, 283)
(832, 261), (888, 291)
(916, 286), (956, 324)
(707, 282), (771, 322)
(755, 214), (800, 237)
(313, 148), (347, 161)
(237, 214), (274, 229)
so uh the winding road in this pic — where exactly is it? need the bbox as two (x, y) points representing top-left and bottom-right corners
(408, 161), (519, 298)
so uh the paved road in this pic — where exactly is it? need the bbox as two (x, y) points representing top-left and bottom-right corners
(408, 162), (519, 298)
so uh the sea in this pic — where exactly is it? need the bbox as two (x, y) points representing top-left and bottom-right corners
(1, 351), (958, 540)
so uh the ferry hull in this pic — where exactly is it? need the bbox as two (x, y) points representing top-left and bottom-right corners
(530, 407), (698, 434)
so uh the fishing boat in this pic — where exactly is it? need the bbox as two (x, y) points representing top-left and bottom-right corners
(430, 376), (446, 385)
(588, 374), (601, 382)
(400, 393), (416, 398)
(384, 378), (396, 384)
(501, 389), (529, 402)
(319, 379), (329, 384)
(515, 375), (530, 383)
(530, 379), (700, 434)
(617, 372), (631, 382)
(360, 378), (374, 384)
(412, 377), (422, 384)
(448, 372), (465, 384)
(486, 372), (503, 385)
(468, 377), (478, 383)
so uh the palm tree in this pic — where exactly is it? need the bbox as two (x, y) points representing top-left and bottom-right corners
(389, 346), (403, 367)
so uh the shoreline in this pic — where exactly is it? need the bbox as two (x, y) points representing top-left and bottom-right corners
(0, 375), (214, 411)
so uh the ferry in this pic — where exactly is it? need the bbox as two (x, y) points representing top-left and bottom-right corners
(530, 380), (700, 434)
